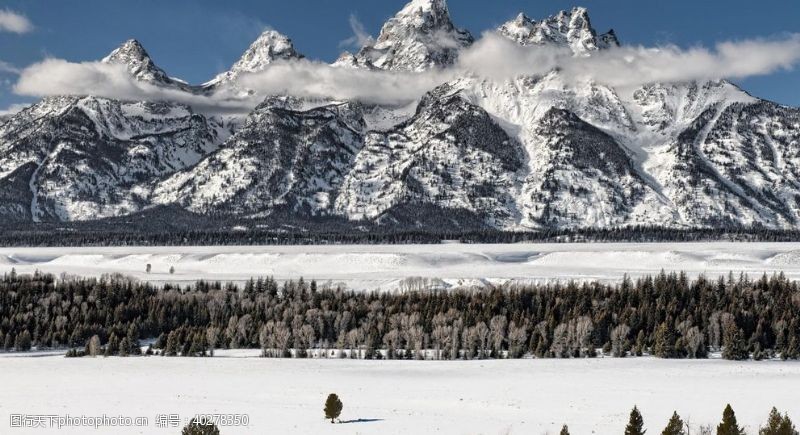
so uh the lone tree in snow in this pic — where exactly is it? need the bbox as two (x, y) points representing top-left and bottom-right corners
(625, 405), (646, 435)
(87, 334), (101, 357)
(717, 404), (745, 435)
(324, 393), (343, 423)
(169, 266), (175, 274)
(181, 418), (220, 435)
(662, 411), (685, 435)
(560, 424), (570, 435)
(145, 263), (151, 273)
(760, 407), (798, 435)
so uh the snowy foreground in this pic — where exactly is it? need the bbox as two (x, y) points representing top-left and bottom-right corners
(2, 242), (800, 290)
(0, 352), (797, 434)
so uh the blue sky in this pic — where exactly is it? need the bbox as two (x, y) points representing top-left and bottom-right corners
(1, 0), (799, 111)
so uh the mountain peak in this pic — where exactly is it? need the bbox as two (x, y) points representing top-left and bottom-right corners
(350, 0), (473, 72)
(498, 7), (612, 54)
(102, 39), (173, 85)
(230, 30), (302, 74)
(206, 29), (303, 88)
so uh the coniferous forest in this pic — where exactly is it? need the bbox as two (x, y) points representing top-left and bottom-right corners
(1, 269), (798, 360)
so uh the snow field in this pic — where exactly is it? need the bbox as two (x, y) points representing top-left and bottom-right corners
(0, 354), (797, 434)
(2, 242), (800, 290)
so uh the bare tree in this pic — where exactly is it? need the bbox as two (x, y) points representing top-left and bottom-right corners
(383, 329), (402, 359)
(88, 334), (101, 357)
(273, 323), (291, 358)
(611, 324), (631, 357)
(406, 325), (425, 360)
(551, 323), (569, 358)
(475, 322), (490, 359)
(431, 325), (452, 360)
(508, 322), (528, 358)
(685, 326), (704, 359)
(489, 315), (507, 357)
(574, 316), (594, 356)
(206, 326), (219, 356)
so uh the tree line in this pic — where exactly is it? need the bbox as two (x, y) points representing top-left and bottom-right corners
(0, 269), (798, 360)
(1, 223), (800, 247)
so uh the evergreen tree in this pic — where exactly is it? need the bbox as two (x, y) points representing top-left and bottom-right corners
(722, 325), (749, 361)
(119, 337), (130, 357)
(181, 418), (220, 435)
(560, 424), (571, 435)
(717, 404), (745, 435)
(324, 393), (343, 423)
(14, 330), (32, 351)
(105, 333), (119, 357)
(625, 406), (646, 435)
(662, 411), (686, 435)
(760, 407), (799, 435)
(654, 323), (677, 358)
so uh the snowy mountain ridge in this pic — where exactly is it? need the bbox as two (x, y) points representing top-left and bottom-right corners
(2, 0), (800, 232)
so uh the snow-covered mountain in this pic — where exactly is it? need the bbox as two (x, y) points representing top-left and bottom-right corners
(0, 41), (230, 222)
(204, 30), (304, 90)
(2, 0), (800, 232)
(102, 39), (195, 91)
(342, 0), (473, 71)
(497, 7), (618, 53)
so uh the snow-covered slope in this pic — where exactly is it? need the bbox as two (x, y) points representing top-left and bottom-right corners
(0, 40), (230, 222)
(152, 100), (365, 215)
(0, 96), (225, 221)
(2, 0), (800, 232)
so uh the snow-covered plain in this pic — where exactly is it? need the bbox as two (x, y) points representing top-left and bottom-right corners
(2, 242), (800, 290)
(0, 353), (797, 434)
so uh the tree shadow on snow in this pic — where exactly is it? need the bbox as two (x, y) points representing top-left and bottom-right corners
(339, 418), (384, 424)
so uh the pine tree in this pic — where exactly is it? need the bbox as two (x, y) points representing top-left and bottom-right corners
(324, 393), (343, 423)
(560, 424), (571, 435)
(119, 337), (130, 357)
(654, 323), (677, 358)
(760, 407), (799, 435)
(14, 330), (32, 351)
(722, 324), (749, 361)
(181, 418), (220, 435)
(625, 406), (646, 435)
(662, 411), (686, 435)
(717, 404), (745, 435)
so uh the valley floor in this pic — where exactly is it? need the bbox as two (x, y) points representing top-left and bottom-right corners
(2, 242), (800, 289)
(0, 352), (797, 434)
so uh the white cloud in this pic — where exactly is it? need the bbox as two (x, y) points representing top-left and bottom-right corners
(459, 32), (800, 89)
(11, 33), (800, 112)
(236, 60), (451, 106)
(0, 9), (33, 34)
(13, 59), (256, 114)
(339, 14), (374, 49)
(0, 60), (20, 74)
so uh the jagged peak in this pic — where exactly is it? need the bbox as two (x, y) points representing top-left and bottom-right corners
(101, 39), (174, 85)
(233, 30), (302, 70)
(498, 6), (612, 54)
(102, 39), (153, 65)
(394, 0), (450, 25)
(351, 0), (472, 72)
(206, 29), (303, 88)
